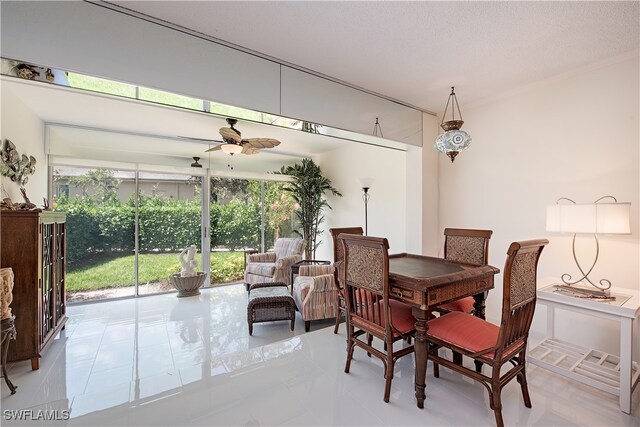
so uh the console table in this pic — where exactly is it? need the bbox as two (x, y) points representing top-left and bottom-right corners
(529, 277), (640, 414)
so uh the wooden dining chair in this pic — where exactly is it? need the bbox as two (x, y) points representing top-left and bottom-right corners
(436, 228), (493, 315)
(339, 234), (416, 403)
(329, 227), (363, 334)
(426, 239), (548, 427)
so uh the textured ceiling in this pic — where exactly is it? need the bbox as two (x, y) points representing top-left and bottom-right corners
(106, 1), (639, 114)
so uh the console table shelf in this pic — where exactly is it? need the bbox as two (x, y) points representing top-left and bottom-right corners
(529, 337), (639, 396)
(530, 277), (640, 414)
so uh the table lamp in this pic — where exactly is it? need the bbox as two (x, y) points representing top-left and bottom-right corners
(546, 196), (631, 296)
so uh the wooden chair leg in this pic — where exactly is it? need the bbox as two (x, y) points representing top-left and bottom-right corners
(474, 360), (483, 372)
(367, 333), (373, 357)
(453, 351), (463, 365)
(383, 346), (394, 403)
(517, 352), (532, 408)
(489, 367), (504, 427)
(433, 361), (440, 378)
(345, 324), (355, 374)
(304, 320), (311, 332)
(333, 312), (341, 334)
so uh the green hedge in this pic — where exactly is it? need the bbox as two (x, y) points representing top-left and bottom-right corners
(57, 196), (271, 265)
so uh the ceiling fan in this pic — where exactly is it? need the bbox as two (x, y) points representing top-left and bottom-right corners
(203, 118), (281, 155)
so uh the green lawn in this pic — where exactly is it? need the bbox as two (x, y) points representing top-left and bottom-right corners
(67, 251), (244, 292)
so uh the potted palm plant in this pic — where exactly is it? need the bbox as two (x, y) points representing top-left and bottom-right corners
(278, 158), (341, 258)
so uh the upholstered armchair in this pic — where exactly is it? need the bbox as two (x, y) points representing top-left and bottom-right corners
(292, 264), (340, 332)
(244, 237), (304, 290)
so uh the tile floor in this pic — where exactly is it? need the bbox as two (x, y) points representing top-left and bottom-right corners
(1, 284), (639, 426)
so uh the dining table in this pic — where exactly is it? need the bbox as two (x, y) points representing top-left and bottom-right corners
(388, 253), (501, 409)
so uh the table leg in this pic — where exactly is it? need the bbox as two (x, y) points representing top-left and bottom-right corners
(472, 292), (487, 320)
(412, 307), (428, 409)
(472, 292), (487, 372)
(619, 318), (632, 414)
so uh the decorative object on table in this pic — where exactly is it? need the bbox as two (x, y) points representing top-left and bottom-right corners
(358, 178), (373, 235)
(434, 86), (472, 162)
(372, 117), (383, 137)
(15, 63), (39, 80)
(0, 268), (15, 320)
(276, 158), (342, 258)
(546, 196), (631, 296)
(179, 245), (198, 277)
(169, 272), (206, 297)
(0, 139), (38, 209)
(1, 316), (18, 394)
(45, 68), (55, 82)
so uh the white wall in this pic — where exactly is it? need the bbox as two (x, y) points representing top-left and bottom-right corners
(421, 113), (441, 256)
(0, 85), (46, 204)
(316, 143), (408, 260)
(1, 1), (422, 147)
(436, 53), (640, 356)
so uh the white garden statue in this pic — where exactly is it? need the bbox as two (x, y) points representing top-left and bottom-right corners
(179, 245), (198, 277)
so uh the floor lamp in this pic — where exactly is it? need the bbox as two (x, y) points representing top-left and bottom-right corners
(359, 178), (373, 235)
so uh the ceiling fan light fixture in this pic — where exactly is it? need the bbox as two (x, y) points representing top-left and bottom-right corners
(220, 143), (243, 155)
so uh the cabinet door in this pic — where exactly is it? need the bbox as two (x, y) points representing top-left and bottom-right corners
(54, 222), (66, 322)
(41, 222), (55, 342)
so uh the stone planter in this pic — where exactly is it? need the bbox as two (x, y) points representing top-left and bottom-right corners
(170, 272), (206, 297)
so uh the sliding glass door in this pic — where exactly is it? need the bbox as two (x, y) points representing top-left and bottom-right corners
(53, 167), (136, 302)
(53, 165), (295, 301)
(137, 172), (203, 296)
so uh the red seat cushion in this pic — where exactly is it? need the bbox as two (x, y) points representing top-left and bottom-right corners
(428, 311), (499, 355)
(352, 299), (416, 336)
(438, 296), (474, 313)
(385, 300), (416, 334)
(427, 311), (523, 359)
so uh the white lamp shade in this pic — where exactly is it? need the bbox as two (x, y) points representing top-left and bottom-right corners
(596, 203), (631, 234)
(220, 143), (243, 155)
(358, 177), (374, 189)
(546, 202), (631, 234)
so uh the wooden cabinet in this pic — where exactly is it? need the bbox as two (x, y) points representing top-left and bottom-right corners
(0, 210), (67, 370)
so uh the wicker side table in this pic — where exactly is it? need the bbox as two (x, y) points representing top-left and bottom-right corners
(247, 282), (296, 336)
(1, 316), (17, 394)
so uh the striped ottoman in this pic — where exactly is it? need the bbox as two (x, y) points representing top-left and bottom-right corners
(247, 282), (296, 336)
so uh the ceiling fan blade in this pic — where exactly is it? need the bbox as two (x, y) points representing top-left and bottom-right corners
(244, 138), (281, 149)
(241, 145), (261, 155)
(219, 127), (241, 143)
(205, 145), (223, 152)
(178, 135), (223, 143)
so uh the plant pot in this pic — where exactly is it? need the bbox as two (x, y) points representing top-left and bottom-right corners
(170, 272), (206, 297)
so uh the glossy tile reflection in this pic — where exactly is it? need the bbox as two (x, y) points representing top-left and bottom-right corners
(1, 284), (638, 426)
